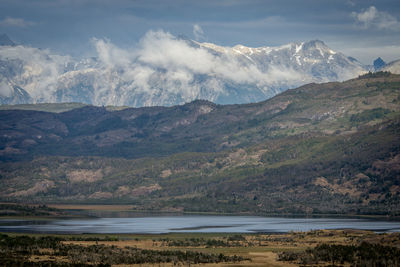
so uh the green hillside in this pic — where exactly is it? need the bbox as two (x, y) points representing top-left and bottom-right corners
(0, 72), (399, 216)
(0, 102), (88, 113)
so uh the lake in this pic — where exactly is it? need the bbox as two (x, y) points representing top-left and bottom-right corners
(1, 215), (400, 234)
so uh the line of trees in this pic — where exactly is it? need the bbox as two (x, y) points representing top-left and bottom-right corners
(278, 242), (400, 266)
(0, 234), (245, 266)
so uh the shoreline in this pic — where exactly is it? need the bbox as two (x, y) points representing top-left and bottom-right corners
(1, 202), (399, 221)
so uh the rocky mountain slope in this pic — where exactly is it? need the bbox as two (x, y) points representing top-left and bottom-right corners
(0, 32), (367, 107)
(0, 72), (399, 215)
(0, 34), (15, 46)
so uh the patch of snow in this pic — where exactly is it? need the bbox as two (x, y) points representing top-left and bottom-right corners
(200, 42), (228, 53)
(232, 48), (255, 63)
(259, 47), (273, 54)
(295, 42), (304, 54)
(274, 43), (292, 51)
(295, 55), (302, 65)
(317, 47), (324, 57)
(304, 58), (321, 64)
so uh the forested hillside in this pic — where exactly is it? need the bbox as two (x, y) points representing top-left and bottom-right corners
(1, 72), (399, 215)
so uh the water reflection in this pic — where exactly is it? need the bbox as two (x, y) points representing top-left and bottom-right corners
(1, 215), (400, 234)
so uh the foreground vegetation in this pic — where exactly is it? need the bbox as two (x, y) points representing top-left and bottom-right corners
(0, 233), (245, 266)
(279, 242), (400, 266)
(1, 230), (399, 266)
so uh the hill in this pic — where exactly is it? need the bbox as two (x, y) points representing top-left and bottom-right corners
(0, 72), (399, 215)
(0, 102), (88, 113)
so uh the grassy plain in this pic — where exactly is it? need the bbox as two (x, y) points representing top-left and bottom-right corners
(2, 230), (400, 266)
(47, 204), (136, 211)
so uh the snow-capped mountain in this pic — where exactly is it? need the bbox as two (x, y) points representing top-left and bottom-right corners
(198, 39), (366, 81)
(382, 59), (400, 74)
(0, 31), (368, 107)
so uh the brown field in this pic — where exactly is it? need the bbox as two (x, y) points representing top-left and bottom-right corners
(55, 229), (399, 266)
(47, 204), (136, 211)
(2, 220), (400, 267)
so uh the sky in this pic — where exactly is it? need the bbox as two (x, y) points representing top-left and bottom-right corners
(0, 0), (399, 64)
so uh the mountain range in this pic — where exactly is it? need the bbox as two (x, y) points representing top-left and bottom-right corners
(1, 32), (391, 107)
(0, 72), (399, 215)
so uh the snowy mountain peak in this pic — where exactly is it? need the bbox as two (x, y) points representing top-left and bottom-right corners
(0, 32), (369, 107)
(300, 40), (336, 55)
(198, 40), (339, 59)
(198, 42), (228, 53)
(304, 39), (326, 47)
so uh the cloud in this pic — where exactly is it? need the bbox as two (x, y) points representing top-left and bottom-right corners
(193, 24), (205, 41)
(0, 29), (304, 106)
(0, 80), (13, 97)
(0, 16), (35, 28)
(135, 30), (302, 85)
(0, 45), (70, 101)
(3, 29), (359, 107)
(351, 6), (400, 30)
(340, 45), (400, 64)
(87, 30), (307, 105)
(92, 38), (134, 68)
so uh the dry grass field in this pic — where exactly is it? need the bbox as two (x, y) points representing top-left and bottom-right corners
(43, 230), (400, 266)
(47, 204), (136, 211)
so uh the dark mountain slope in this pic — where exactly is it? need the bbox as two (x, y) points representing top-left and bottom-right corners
(1, 73), (399, 161)
(0, 72), (399, 215)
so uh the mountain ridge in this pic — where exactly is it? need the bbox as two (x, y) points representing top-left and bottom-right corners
(0, 72), (399, 215)
(0, 33), (369, 107)
(0, 34), (15, 46)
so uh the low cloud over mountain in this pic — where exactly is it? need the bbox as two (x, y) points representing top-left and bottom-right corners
(0, 31), (368, 107)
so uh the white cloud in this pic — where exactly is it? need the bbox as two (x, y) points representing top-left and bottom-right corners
(0, 80), (13, 97)
(0, 29), (360, 107)
(85, 30), (306, 105)
(0, 16), (35, 28)
(0, 45), (70, 101)
(351, 6), (400, 30)
(0, 30), (312, 106)
(92, 38), (134, 68)
(135, 30), (301, 85)
(193, 24), (205, 41)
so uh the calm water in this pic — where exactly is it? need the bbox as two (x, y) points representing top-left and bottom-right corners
(1, 215), (400, 234)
